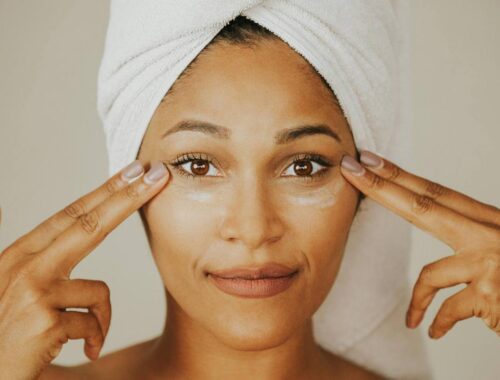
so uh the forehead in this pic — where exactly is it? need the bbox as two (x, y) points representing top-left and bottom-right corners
(150, 39), (351, 145)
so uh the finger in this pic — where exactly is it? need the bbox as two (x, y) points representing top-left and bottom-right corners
(10, 160), (146, 255)
(359, 150), (500, 228)
(47, 279), (112, 338)
(38, 161), (169, 276)
(428, 286), (476, 339)
(54, 310), (104, 361)
(406, 253), (480, 329)
(340, 155), (498, 251)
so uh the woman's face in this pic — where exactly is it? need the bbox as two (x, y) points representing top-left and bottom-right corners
(137, 38), (360, 350)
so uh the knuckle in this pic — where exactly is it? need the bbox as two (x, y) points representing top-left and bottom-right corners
(22, 283), (47, 305)
(78, 210), (101, 235)
(473, 297), (488, 318)
(367, 173), (384, 190)
(435, 313), (452, 328)
(409, 301), (425, 312)
(105, 177), (122, 195)
(480, 253), (500, 271)
(125, 184), (141, 200)
(45, 332), (68, 363)
(424, 181), (449, 199)
(87, 316), (104, 343)
(438, 301), (455, 322)
(411, 194), (434, 215)
(474, 281), (498, 302)
(64, 200), (86, 219)
(386, 164), (402, 181)
(96, 280), (111, 300)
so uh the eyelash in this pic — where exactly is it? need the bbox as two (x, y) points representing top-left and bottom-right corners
(165, 152), (334, 182)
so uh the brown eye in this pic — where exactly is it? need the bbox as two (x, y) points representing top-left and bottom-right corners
(282, 156), (331, 179)
(191, 160), (209, 175)
(293, 160), (313, 176)
(173, 158), (220, 177)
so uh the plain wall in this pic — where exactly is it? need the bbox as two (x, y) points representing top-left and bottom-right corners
(0, 1), (499, 379)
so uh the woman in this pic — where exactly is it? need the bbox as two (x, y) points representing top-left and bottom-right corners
(1, 9), (499, 380)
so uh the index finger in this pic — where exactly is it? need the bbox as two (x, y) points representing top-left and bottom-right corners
(7, 160), (146, 255)
(359, 150), (500, 229)
(36, 161), (170, 278)
(340, 155), (498, 252)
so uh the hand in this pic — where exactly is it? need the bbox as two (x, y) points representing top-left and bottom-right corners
(0, 160), (169, 380)
(339, 150), (500, 339)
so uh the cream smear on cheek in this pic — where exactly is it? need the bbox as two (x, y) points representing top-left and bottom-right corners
(282, 180), (346, 209)
(167, 182), (231, 204)
(166, 176), (346, 209)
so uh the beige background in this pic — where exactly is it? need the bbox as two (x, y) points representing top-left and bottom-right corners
(0, 1), (499, 379)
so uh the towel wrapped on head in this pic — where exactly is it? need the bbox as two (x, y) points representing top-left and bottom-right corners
(98, 1), (433, 378)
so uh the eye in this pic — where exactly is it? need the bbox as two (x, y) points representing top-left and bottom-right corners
(168, 153), (222, 179)
(166, 152), (333, 181)
(281, 153), (333, 180)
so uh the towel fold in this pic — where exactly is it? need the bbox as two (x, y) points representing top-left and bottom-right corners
(97, 1), (432, 378)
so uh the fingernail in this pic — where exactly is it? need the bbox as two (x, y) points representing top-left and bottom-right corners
(144, 161), (168, 185)
(428, 325), (435, 338)
(120, 160), (144, 181)
(360, 150), (384, 169)
(341, 155), (365, 176)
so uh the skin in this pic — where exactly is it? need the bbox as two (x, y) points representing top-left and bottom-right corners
(2, 31), (498, 380)
(133, 39), (368, 379)
(341, 154), (500, 338)
(124, 38), (371, 379)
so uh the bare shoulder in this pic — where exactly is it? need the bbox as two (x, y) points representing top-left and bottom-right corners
(38, 338), (158, 380)
(321, 347), (386, 380)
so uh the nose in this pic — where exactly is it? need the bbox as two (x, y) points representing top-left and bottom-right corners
(219, 175), (285, 249)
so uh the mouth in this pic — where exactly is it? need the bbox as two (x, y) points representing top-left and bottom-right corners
(207, 271), (299, 298)
(206, 262), (299, 279)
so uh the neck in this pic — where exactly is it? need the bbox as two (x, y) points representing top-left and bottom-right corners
(145, 290), (332, 380)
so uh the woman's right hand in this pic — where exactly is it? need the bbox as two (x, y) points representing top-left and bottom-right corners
(0, 160), (169, 380)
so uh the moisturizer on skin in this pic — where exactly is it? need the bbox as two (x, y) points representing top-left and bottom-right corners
(282, 180), (345, 209)
(166, 181), (232, 204)
(166, 173), (346, 209)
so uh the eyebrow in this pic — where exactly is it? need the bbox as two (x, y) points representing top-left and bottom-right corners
(161, 119), (342, 144)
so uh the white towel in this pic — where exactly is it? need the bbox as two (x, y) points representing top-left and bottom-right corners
(97, 1), (433, 378)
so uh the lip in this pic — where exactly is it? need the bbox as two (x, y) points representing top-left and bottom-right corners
(206, 263), (300, 298)
(207, 262), (298, 279)
(208, 271), (299, 298)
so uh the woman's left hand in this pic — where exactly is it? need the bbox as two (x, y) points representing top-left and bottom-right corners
(339, 150), (500, 339)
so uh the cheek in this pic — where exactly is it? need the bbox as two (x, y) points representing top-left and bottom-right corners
(281, 178), (346, 209)
(277, 177), (357, 255)
(141, 182), (219, 294)
(278, 178), (358, 300)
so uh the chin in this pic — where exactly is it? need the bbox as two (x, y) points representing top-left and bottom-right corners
(207, 310), (304, 351)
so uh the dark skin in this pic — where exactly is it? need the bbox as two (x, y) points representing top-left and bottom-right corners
(37, 39), (384, 379)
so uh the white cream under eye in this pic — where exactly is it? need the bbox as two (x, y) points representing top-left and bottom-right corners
(281, 180), (345, 209)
